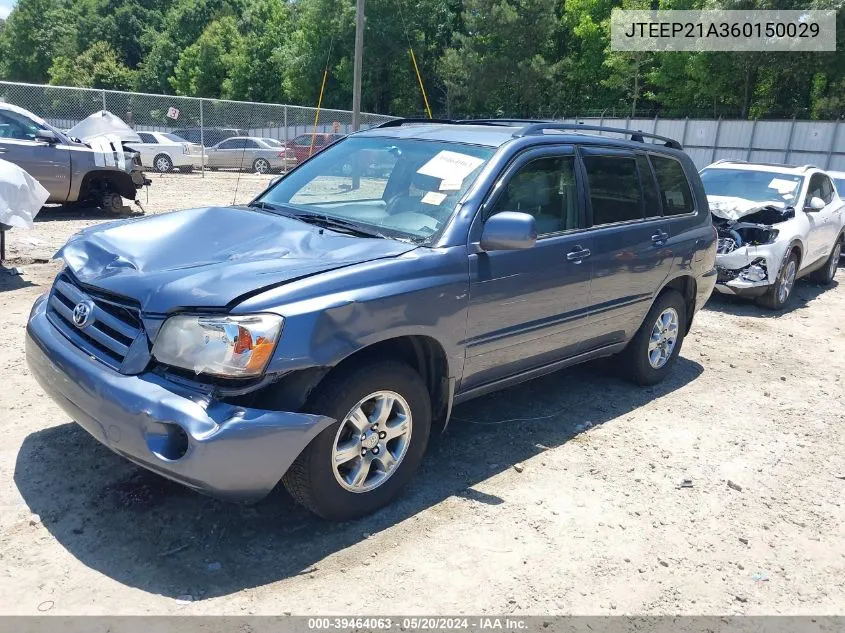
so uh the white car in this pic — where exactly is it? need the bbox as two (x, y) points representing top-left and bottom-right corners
(700, 160), (844, 309)
(127, 131), (202, 173)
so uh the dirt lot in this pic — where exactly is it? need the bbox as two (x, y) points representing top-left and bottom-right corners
(1, 172), (844, 616)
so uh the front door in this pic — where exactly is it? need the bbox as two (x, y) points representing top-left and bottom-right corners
(0, 110), (71, 201)
(804, 173), (843, 263)
(462, 146), (596, 391)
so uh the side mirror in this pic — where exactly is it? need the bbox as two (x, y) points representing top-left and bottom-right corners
(806, 196), (825, 211)
(480, 211), (537, 251)
(35, 129), (58, 144)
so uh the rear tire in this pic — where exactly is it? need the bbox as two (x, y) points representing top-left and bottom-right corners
(757, 251), (798, 310)
(808, 238), (841, 285)
(283, 361), (431, 520)
(618, 289), (687, 386)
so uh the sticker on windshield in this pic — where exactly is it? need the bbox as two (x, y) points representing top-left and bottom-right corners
(768, 178), (798, 194)
(439, 179), (462, 191)
(417, 151), (484, 182)
(421, 191), (447, 205)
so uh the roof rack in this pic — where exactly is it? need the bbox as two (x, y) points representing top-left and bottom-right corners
(376, 118), (460, 128)
(513, 123), (683, 150)
(374, 118), (683, 150)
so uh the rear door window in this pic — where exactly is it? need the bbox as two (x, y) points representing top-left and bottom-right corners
(636, 154), (661, 218)
(582, 152), (644, 226)
(650, 155), (695, 216)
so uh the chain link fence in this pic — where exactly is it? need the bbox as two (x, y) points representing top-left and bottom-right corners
(0, 80), (395, 176)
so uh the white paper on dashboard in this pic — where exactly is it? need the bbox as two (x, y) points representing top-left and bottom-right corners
(421, 191), (447, 205)
(768, 178), (798, 194)
(417, 151), (484, 182)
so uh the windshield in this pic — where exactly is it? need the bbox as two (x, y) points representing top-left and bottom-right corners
(700, 168), (803, 206)
(256, 136), (494, 241)
(262, 138), (283, 147)
(163, 133), (188, 143)
(833, 178), (845, 200)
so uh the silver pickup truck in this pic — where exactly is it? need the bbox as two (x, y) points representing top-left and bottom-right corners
(0, 102), (148, 210)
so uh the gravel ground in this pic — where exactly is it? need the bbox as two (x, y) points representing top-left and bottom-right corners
(0, 173), (844, 615)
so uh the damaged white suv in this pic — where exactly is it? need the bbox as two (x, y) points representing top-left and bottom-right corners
(700, 161), (844, 309)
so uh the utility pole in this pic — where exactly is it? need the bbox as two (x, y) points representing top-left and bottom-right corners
(351, 0), (364, 131)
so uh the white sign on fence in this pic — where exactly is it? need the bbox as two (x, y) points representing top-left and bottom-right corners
(167, 107), (180, 120)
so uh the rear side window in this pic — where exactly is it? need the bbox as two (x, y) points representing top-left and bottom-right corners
(651, 155), (694, 216)
(137, 132), (156, 143)
(582, 154), (643, 226)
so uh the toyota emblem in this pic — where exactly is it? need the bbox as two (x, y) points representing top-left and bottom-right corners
(72, 300), (95, 328)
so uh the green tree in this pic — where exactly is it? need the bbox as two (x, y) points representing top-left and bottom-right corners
(49, 40), (138, 90)
(170, 15), (244, 98)
(0, 0), (77, 82)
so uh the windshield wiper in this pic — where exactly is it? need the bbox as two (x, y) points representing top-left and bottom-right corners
(287, 211), (387, 239)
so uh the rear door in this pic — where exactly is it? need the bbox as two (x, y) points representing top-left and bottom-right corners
(578, 147), (673, 344)
(463, 145), (596, 390)
(0, 110), (71, 201)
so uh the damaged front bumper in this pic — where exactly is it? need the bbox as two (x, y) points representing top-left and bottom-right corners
(25, 295), (334, 502)
(715, 245), (781, 298)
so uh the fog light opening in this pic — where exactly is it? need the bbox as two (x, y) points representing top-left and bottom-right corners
(147, 423), (190, 461)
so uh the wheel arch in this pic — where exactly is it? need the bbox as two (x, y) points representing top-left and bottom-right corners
(320, 335), (453, 433)
(78, 169), (137, 201)
(658, 274), (696, 333)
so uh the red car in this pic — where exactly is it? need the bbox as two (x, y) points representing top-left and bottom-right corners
(291, 133), (345, 163)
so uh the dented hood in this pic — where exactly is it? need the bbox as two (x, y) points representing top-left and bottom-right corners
(56, 206), (417, 313)
(708, 195), (787, 221)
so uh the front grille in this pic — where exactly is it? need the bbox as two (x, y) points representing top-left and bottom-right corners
(46, 274), (142, 370)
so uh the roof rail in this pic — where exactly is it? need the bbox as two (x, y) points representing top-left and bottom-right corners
(376, 118), (459, 128)
(513, 122), (683, 150)
(374, 118), (683, 149)
(800, 164), (820, 172)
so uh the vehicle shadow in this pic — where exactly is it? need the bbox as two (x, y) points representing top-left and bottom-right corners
(14, 357), (703, 600)
(705, 274), (839, 318)
(0, 264), (37, 291)
(34, 204), (144, 223)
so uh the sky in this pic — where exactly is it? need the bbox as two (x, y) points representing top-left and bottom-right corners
(0, 0), (14, 20)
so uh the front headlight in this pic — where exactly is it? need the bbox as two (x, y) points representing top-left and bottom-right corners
(152, 314), (283, 378)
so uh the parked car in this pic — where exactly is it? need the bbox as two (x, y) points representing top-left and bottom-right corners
(26, 119), (716, 520)
(0, 102), (148, 210)
(828, 170), (845, 201)
(701, 160), (845, 309)
(205, 136), (294, 173)
(172, 127), (248, 148)
(290, 132), (345, 163)
(126, 131), (203, 173)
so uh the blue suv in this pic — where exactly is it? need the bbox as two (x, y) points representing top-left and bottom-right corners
(26, 120), (717, 520)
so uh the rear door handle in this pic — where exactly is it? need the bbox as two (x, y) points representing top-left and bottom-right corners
(651, 230), (669, 245)
(566, 247), (591, 263)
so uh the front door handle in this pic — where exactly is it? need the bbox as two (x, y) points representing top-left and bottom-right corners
(566, 247), (591, 263)
(651, 230), (669, 245)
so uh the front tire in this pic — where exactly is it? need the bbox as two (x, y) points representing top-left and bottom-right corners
(757, 251), (798, 310)
(253, 158), (271, 174)
(618, 289), (687, 386)
(808, 238), (841, 285)
(153, 153), (173, 173)
(283, 361), (431, 520)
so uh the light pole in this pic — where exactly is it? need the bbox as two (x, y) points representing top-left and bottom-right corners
(351, 0), (364, 132)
